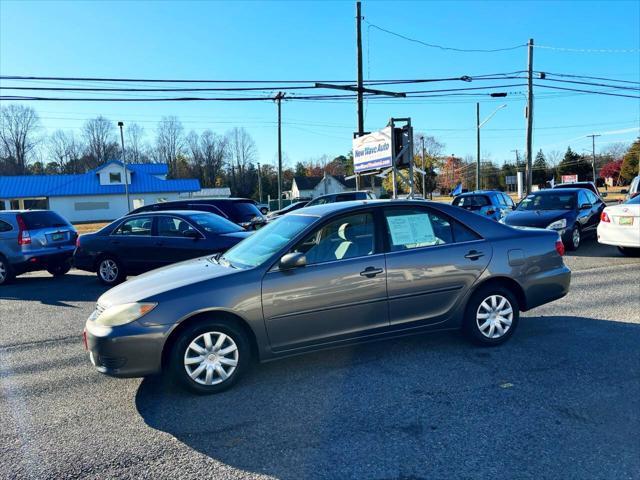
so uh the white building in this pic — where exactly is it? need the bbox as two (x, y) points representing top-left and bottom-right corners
(0, 161), (201, 223)
(287, 173), (383, 200)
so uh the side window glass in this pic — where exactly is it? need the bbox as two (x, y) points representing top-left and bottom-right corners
(0, 220), (13, 232)
(384, 208), (453, 252)
(578, 191), (588, 206)
(453, 221), (482, 242)
(586, 190), (598, 204)
(291, 212), (374, 264)
(503, 193), (515, 207)
(113, 217), (152, 236)
(157, 216), (197, 237)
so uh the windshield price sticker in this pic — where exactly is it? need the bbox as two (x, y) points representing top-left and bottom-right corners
(387, 214), (435, 246)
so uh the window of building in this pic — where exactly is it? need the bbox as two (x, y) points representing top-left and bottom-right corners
(109, 172), (122, 184)
(0, 201), (6, 211)
(10, 200), (20, 210)
(23, 198), (49, 210)
(74, 202), (109, 211)
(132, 198), (145, 209)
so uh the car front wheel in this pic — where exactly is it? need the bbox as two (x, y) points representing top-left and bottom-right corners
(170, 319), (251, 394)
(566, 224), (581, 251)
(97, 256), (126, 285)
(464, 285), (520, 345)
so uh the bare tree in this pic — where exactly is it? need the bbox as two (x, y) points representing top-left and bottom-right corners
(48, 130), (83, 173)
(126, 123), (147, 163)
(156, 116), (184, 176)
(83, 116), (117, 168)
(0, 104), (41, 174)
(200, 130), (227, 187)
(226, 127), (257, 196)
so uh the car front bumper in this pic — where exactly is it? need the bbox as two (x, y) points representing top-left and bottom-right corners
(84, 318), (169, 378)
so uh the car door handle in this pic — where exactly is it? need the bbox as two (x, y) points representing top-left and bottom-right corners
(464, 250), (484, 260)
(360, 267), (384, 278)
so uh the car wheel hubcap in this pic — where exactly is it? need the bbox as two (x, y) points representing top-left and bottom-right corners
(476, 295), (513, 339)
(573, 229), (580, 248)
(99, 260), (118, 282)
(184, 332), (239, 386)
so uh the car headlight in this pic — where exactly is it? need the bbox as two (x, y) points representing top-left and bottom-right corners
(546, 219), (567, 230)
(94, 302), (157, 327)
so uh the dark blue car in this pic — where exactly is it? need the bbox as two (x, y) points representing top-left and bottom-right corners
(74, 210), (252, 285)
(501, 188), (605, 250)
(452, 190), (515, 221)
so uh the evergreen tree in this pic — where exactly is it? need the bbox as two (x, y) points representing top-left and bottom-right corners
(532, 149), (548, 186)
(558, 147), (592, 181)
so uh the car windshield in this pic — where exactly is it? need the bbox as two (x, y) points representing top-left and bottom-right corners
(220, 214), (316, 268)
(306, 196), (333, 207)
(453, 195), (490, 207)
(186, 213), (242, 234)
(517, 193), (576, 211)
(232, 201), (262, 221)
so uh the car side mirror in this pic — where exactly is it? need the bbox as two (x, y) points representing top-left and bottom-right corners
(279, 252), (307, 270)
(184, 230), (201, 240)
(580, 203), (592, 210)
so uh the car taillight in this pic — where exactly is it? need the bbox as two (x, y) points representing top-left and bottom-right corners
(600, 211), (610, 223)
(486, 209), (495, 215)
(16, 214), (31, 245)
(75, 236), (81, 248)
(555, 239), (565, 256)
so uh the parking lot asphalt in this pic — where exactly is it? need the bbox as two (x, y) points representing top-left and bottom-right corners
(1, 238), (639, 480)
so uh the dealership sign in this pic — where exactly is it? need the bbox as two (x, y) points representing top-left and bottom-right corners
(561, 174), (578, 183)
(353, 127), (393, 173)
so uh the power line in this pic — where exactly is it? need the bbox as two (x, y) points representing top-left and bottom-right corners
(534, 44), (640, 54)
(533, 84), (640, 99)
(537, 78), (640, 92)
(365, 21), (526, 53)
(540, 72), (640, 86)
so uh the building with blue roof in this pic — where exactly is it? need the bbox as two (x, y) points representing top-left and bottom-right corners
(0, 160), (201, 222)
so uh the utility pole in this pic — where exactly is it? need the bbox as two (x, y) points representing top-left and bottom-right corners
(257, 161), (263, 203)
(117, 121), (130, 212)
(587, 134), (601, 182)
(525, 38), (534, 194)
(355, 0), (364, 190)
(476, 103), (481, 191)
(275, 92), (284, 210)
(421, 135), (426, 198)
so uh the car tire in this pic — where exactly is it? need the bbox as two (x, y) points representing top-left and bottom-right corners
(566, 224), (581, 251)
(463, 284), (520, 346)
(0, 256), (14, 286)
(169, 319), (251, 394)
(97, 256), (126, 285)
(618, 246), (640, 257)
(47, 263), (71, 277)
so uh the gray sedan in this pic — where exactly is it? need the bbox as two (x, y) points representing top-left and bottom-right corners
(84, 200), (571, 394)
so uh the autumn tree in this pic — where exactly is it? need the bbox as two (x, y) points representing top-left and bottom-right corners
(620, 138), (640, 182)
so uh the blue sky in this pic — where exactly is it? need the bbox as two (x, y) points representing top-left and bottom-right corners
(1, 0), (639, 167)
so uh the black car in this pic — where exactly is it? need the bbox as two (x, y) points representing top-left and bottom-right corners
(129, 198), (267, 230)
(74, 210), (252, 285)
(267, 200), (309, 220)
(502, 188), (605, 250)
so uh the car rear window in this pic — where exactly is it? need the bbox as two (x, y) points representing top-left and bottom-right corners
(232, 202), (262, 220)
(20, 211), (69, 229)
(453, 195), (490, 207)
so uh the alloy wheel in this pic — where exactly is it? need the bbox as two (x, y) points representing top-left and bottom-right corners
(184, 331), (239, 386)
(99, 259), (118, 283)
(572, 228), (580, 249)
(476, 295), (513, 339)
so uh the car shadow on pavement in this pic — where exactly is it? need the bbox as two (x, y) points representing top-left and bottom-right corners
(0, 272), (108, 306)
(135, 315), (640, 479)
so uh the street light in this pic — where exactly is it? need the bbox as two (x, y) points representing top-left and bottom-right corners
(476, 103), (508, 190)
(117, 121), (131, 212)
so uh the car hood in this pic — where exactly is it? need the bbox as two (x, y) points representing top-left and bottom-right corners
(97, 256), (236, 307)
(504, 210), (571, 228)
(220, 230), (253, 240)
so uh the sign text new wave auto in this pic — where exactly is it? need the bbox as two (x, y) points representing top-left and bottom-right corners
(352, 127), (393, 173)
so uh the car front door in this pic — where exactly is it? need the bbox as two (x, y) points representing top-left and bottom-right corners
(382, 206), (492, 328)
(576, 190), (596, 232)
(155, 215), (211, 265)
(109, 216), (158, 272)
(261, 211), (389, 352)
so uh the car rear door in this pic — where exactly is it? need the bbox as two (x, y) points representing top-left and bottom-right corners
(108, 216), (159, 272)
(382, 205), (492, 328)
(261, 210), (389, 352)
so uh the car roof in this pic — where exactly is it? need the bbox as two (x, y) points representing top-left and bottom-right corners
(294, 198), (439, 216)
(126, 209), (209, 217)
(531, 188), (582, 194)
(457, 190), (500, 196)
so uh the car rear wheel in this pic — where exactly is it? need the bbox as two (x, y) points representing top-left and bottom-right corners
(464, 285), (520, 345)
(566, 224), (581, 251)
(47, 263), (71, 277)
(170, 319), (251, 394)
(97, 256), (126, 285)
(0, 256), (14, 285)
